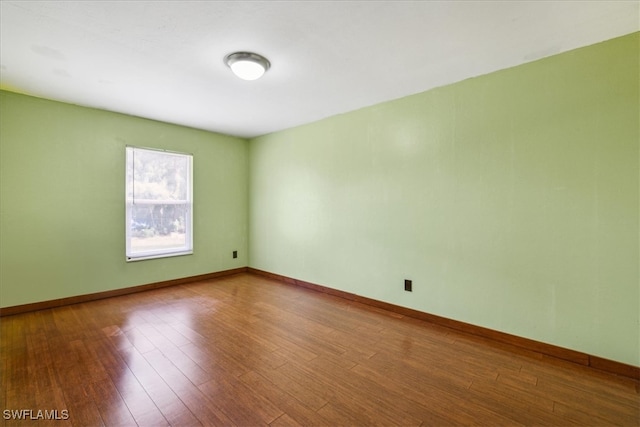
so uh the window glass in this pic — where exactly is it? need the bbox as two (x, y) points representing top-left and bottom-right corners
(125, 146), (193, 261)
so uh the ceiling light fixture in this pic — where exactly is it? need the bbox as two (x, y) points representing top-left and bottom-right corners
(224, 52), (270, 81)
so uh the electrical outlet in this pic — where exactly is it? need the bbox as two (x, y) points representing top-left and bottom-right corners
(404, 279), (412, 292)
(233, 250), (238, 259)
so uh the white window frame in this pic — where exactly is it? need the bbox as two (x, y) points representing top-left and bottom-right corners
(125, 146), (193, 262)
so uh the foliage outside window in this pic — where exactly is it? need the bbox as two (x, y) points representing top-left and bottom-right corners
(125, 146), (193, 261)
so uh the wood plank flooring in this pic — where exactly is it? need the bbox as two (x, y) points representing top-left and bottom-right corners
(1, 273), (638, 426)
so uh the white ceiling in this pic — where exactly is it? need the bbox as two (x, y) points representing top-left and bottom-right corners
(1, 1), (638, 139)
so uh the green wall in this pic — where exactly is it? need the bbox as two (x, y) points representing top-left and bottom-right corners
(249, 33), (639, 366)
(0, 91), (249, 307)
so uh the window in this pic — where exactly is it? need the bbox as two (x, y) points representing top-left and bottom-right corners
(125, 146), (193, 261)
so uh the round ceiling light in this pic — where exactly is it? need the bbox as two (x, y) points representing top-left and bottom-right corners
(224, 52), (270, 81)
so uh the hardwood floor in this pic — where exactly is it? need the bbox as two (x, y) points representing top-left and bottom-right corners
(1, 273), (638, 426)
